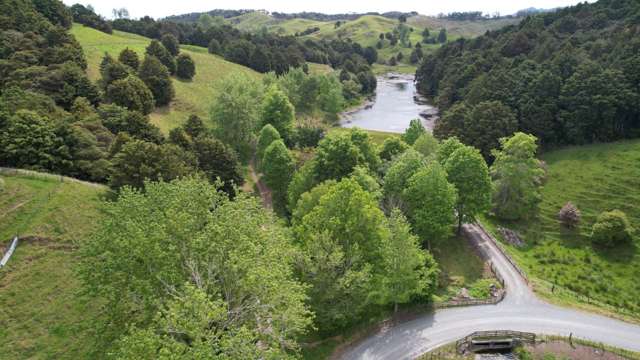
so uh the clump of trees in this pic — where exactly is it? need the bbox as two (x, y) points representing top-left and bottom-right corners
(70, 3), (112, 33)
(591, 210), (634, 247)
(418, 0), (640, 151)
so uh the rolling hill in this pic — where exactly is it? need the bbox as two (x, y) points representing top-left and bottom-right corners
(70, 24), (261, 133)
(0, 171), (107, 359)
(481, 140), (640, 320)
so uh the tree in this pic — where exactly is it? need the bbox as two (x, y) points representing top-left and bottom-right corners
(207, 39), (221, 55)
(413, 133), (439, 159)
(403, 162), (457, 247)
(380, 137), (409, 161)
(491, 132), (544, 221)
(175, 53), (195, 80)
(436, 137), (465, 165)
(311, 129), (380, 184)
(402, 119), (426, 145)
(98, 104), (162, 143)
(160, 33), (179, 56)
(105, 75), (155, 114)
(262, 140), (295, 213)
(558, 202), (581, 229)
(100, 58), (131, 88)
(363, 46), (378, 65)
(444, 145), (492, 232)
(256, 124), (281, 168)
(421, 28), (430, 43)
(80, 178), (312, 353)
(437, 28), (447, 43)
(591, 210), (634, 247)
(192, 136), (243, 195)
(464, 101), (518, 159)
(145, 40), (176, 75)
(118, 48), (139, 70)
(383, 149), (426, 202)
(261, 85), (295, 141)
(287, 160), (316, 212)
(138, 55), (175, 106)
(294, 178), (390, 330)
(183, 115), (205, 138)
(210, 73), (264, 158)
(382, 209), (438, 312)
(109, 140), (196, 189)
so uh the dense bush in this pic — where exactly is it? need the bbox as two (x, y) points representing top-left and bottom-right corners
(417, 0), (640, 150)
(138, 55), (175, 106)
(160, 33), (179, 56)
(105, 76), (155, 115)
(591, 210), (634, 247)
(175, 53), (195, 80)
(118, 48), (139, 70)
(70, 4), (112, 33)
(145, 40), (176, 75)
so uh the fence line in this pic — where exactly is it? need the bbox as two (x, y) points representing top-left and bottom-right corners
(0, 236), (19, 267)
(0, 167), (106, 189)
(474, 222), (530, 284)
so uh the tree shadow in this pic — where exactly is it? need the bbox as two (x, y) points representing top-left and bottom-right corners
(592, 238), (637, 264)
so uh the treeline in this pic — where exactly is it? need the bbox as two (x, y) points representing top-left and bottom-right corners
(111, 16), (377, 93)
(165, 9), (254, 23)
(417, 0), (640, 156)
(0, 0), (243, 194)
(165, 9), (418, 23)
(70, 3), (112, 33)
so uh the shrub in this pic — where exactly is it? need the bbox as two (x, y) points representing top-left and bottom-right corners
(208, 39), (221, 55)
(292, 125), (324, 148)
(105, 76), (155, 115)
(160, 33), (179, 56)
(591, 210), (634, 247)
(176, 54), (196, 80)
(118, 48), (139, 70)
(558, 202), (581, 228)
(138, 55), (174, 106)
(145, 40), (176, 75)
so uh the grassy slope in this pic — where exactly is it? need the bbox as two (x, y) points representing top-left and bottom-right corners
(71, 24), (261, 133)
(481, 140), (640, 320)
(0, 174), (107, 359)
(407, 15), (521, 38)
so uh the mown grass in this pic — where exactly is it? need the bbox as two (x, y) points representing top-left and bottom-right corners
(480, 140), (640, 320)
(0, 174), (107, 359)
(71, 24), (261, 133)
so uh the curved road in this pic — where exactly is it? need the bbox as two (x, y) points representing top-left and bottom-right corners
(340, 224), (640, 359)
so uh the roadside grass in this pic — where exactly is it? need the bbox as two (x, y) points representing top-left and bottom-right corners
(480, 140), (640, 320)
(0, 174), (107, 359)
(71, 24), (261, 133)
(432, 234), (500, 302)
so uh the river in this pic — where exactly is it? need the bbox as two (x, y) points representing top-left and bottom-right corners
(340, 73), (438, 133)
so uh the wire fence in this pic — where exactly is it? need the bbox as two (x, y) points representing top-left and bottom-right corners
(0, 167), (106, 189)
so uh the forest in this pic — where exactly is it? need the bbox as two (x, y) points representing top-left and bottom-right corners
(417, 0), (640, 156)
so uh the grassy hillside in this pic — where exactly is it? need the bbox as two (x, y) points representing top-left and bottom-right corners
(0, 173), (107, 359)
(407, 15), (521, 38)
(71, 24), (261, 133)
(481, 140), (640, 320)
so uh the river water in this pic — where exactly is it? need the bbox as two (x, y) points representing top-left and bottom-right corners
(340, 74), (438, 133)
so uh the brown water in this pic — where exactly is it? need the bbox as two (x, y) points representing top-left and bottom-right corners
(340, 73), (438, 133)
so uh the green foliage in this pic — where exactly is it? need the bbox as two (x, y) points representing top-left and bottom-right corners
(100, 59), (132, 88)
(350, 165), (382, 201)
(97, 104), (162, 142)
(294, 178), (389, 330)
(417, 0), (640, 149)
(175, 53), (196, 80)
(591, 210), (634, 247)
(491, 132), (544, 221)
(401, 119), (426, 145)
(183, 115), (205, 138)
(444, 145), (492, 230)
(138, 55), (175, 106)
(145, 40), (176, 74)
(312, 129), (380, 183)
(383, 148), (426, 201)
(105, 75), (155, 114)
(160, 33), (180, 56)
(403, 163), (457, 246)
(210, 72), (264, 158)
(412, 132), (439, 159)
(192, 136), (244, 195)
(118, 47), (140, 70)
(437, 28), (447, 43)
(32, 0), (72, 29)
(109, 140), (196, 189)
(381, 209), (439, 310)
(256, 124), (282, 167)
(379, 137), (409, 161)
(207, 38), (221, 55)
(261, 85), (295, 141)
(436, 137), (465, 165)
(262, 140), (295, 212)
(80, 178), (312, 353)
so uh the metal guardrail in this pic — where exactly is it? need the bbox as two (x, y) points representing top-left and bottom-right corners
(456, 330), (536, 354)
(0, 236), (19, 268)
